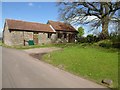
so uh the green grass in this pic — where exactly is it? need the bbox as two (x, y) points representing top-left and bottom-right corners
(2, 44), (55, 50)
(0, 41), (2, 46)
(43, 44), (118, 88)
(2, 43), (76, 50)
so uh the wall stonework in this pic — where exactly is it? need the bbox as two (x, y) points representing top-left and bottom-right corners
(38, 33), (52, 44)
(51, 33), (57, 43)
(11, 31), (24, 46)
(11, 31), (34, 46)
(4, 29), (76, 46)
(24, 32), (33, 41)
(3, 25), (13, 46)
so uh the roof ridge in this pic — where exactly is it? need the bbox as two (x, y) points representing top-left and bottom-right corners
(6, 18), (46, 25)
(48, 20), (64, 23)
(5, 19), (55, 33)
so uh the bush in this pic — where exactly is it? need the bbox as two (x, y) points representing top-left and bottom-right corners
(99, 42), (112, 48)
(109, 32), (120, 48)
(76, 34), (100, 43)
(76, 37), (86, 43)
(86, 34), (94, 43)
(97, 40), (113, 48)
(86, 34), (99, 43)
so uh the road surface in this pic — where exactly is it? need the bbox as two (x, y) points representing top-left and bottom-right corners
(2, 47), (107, 88)
(0, 46), (2, 89)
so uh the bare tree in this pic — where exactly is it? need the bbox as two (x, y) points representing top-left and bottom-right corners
(58, 1), (120, 39)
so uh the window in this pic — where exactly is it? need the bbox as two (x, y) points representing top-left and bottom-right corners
(48, 33), (52, 38)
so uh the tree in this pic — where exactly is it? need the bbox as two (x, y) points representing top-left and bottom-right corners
(58, 1), (120, 39)
(78, 26), (84, 37)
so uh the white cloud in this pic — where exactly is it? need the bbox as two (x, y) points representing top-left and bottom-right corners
(86, 16), (99, 22)
(28, 2), (34, 6)
(69, 16), (99, 24)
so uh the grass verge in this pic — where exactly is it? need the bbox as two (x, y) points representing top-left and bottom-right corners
(2, 43), (76, 50)
(43, 44), (118, 88)
(0, 41), (2, 46)
(2, 44), (55, 50)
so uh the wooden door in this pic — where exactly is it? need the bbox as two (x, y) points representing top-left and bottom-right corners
(68, 34), (75, 43)
(33, 33), (38, 44)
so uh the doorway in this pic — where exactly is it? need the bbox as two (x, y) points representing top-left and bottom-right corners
(33, 32), (38, 44)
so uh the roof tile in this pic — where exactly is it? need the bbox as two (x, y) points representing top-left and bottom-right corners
(48, 20), (77, 32)
(6, 19), (55, 33)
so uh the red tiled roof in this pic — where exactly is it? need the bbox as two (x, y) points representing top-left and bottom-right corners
(6, 19), (55, 33)
(48, 20), (77, 32)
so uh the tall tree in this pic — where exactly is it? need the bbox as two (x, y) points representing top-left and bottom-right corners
(58, 1), (120, 39)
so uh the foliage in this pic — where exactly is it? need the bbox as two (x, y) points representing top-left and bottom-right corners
(98, 40), (113, 48)
(0, 41), (2, 46)
(58, 2), (120, 38)
(77, 34), (99, 43)
(86, 34), (95, 43)
(77, 27), (84, 37)
(109, 32), (120, 48)
(76, 37), (86, 43)
(43, 44), (118, 88)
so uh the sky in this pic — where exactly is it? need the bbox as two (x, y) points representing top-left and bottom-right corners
(1, 2), (96, 37)
(1, 2), (118, 37)
(1, 2), (59, 33)
(2, 2), (59, 23)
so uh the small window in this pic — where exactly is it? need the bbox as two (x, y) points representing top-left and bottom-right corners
(48, 33), (52, 38)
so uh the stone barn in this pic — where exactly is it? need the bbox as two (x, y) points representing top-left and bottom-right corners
(3, 19), (78, 46)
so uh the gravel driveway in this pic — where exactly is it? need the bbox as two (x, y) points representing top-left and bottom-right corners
(24, 47), (61, 54)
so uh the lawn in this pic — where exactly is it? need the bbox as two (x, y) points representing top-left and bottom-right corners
(43, 44), (118, 88)
(2, 43), (75, 50)
(0, 41), (2, 46)
(2, 44), (54, 50)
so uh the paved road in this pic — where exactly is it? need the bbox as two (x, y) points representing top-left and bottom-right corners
(2, 47), (107, 88)
(0, 46), (2, 89)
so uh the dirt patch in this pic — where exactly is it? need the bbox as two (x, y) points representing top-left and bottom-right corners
(30, 53), (46, 60)
(26, 47), (62, 60)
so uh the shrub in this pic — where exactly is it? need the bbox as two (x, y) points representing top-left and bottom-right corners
(76, 34), (100, 43)
(76, 37), (86, 43)
(109, 32), (120, 48)
(86, 35), (99, 43)
(98, 40), (113, 48)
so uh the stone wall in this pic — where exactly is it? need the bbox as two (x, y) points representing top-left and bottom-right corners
(3, 29), (76, 46)
(38, 32), (76, 44)
(24, 32), (33, 45)
(11, 31), (24, 46)
(10, 31), (33, 46)
(54, 31), (76, 43)
(3, 25), (13, 46)
(38, 33), (53, 44)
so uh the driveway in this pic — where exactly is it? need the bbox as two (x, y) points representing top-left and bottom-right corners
(2, 47), (107, 88)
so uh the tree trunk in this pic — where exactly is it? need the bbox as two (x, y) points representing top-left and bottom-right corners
(100, 17), (109, 39)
